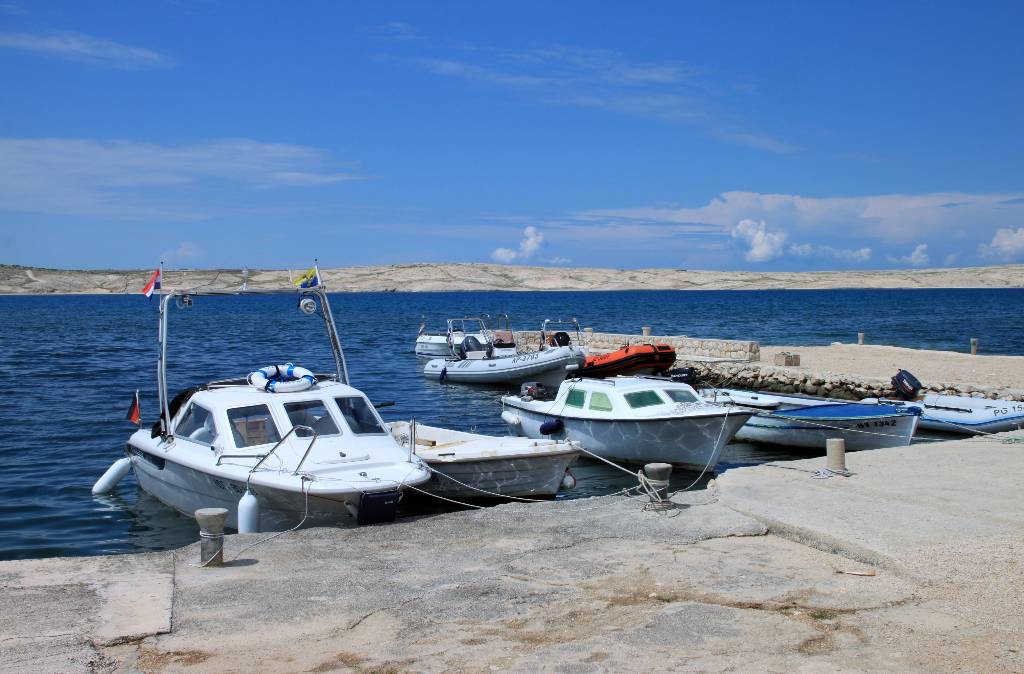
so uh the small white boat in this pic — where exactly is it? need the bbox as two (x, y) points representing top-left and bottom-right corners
(501, 376), (752, 470)
(424, 320), (585, 388)
(388, 421), (580, 499)
(96, 280), (431, 532)
(703, 388), (920, 450)
(415, 315), (518, 359)
(884, 394), (1024, 435)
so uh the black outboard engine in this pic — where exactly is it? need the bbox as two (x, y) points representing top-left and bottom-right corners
(891, 369), (922, 400)
(551, 331), (571, 347)
(460, 335), (485, 357)
(669, 367), (697, 386)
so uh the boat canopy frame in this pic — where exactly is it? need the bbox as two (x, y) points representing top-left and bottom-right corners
(155, 279), (350, 438)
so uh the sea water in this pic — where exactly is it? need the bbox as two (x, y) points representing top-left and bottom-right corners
(1, 288), (1022, 560)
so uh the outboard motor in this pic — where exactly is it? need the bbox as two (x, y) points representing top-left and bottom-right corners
(551, 331), (571, 347)
(519, 381), (550, 401)
(669, 367), (697, 386)
(891, 369), (922, 400)
(462, 335), (484, 352)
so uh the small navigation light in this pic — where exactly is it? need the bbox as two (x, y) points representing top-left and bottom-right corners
(298, 297), (317, 315)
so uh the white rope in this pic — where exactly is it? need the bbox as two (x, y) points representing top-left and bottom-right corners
(226, 476), (313, 562)
(810, 467), (853, 479)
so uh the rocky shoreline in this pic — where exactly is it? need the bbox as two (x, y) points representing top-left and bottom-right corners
(4, 262), (1024, 294)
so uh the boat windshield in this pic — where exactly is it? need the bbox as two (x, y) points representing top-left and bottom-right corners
(176, 403), (218, 444)
(663, 389), (699, 404)
(333, 397), (387, 435)
(624, 391), (666, 409)
(284, 400), (341, 438)
(228, 404), (282, 448)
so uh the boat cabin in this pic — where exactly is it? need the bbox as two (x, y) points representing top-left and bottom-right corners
(517, 376), (715, 419)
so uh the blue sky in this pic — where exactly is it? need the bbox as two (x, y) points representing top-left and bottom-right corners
(1, 1), (1022, 271)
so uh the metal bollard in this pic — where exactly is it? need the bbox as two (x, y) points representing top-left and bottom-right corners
(826, 438), (846, 473)
(642, 326), (652, 337)
(857, 332), (865, 345)
(195, 507), (228, 567)
(970, 337), (978, 356)
(643, 463), (672, 501)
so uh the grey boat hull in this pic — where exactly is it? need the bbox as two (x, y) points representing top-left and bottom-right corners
(422, 451), (578, 499)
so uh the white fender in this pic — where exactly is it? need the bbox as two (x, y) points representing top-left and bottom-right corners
(501, 410), (521, 426)
(248, 363), (316, 393)
(237, 489), (259, 533)
(92, 457), (132, 495)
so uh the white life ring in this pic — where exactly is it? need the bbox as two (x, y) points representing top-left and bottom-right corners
(249, 363), (316, 393)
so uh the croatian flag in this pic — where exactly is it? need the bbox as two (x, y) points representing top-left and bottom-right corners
(141, 269), (161, 298)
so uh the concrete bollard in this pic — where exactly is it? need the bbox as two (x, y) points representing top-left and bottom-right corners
(195, 507), (228, 567)
(826, 438), (846, 472)
(970, 337), (978, 356)
(643, 462), (672, 501)
(857, 332), (865, 345)
(641, 326), (652, 337)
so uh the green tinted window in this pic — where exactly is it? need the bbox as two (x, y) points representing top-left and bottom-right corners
(566, 389), (586, 408)
(624, 391), (665, 409)
(589, 392), (613, 412)
(664, 389), (698, 403)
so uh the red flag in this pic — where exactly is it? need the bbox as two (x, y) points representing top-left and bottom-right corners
(141, 269), (161, 298)
(126, 390), (141, 425)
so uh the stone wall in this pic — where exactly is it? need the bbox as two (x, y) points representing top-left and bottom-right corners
(689, 361), (1024, 402)
(513, 330), (760, 363)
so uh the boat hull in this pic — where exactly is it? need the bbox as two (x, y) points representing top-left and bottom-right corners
(423, 452), (578, 499)
(893, 396), (1024, 435)
(735, 411), (919, 450)
(131, 449), (365, 531)
(424, 347), (585, 388)
(505, 408), (750, 471)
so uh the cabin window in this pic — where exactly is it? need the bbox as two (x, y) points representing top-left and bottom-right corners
(176, 403), (218, 444)
(624, 390), (665, 409)
(588, 392), (613, 412)
(663, 389), (699, 404)
(565, 389), (586, 408)
(333, 397), (387, 435)
(227, 404), (281, 448)
(284, 400), (340, 438)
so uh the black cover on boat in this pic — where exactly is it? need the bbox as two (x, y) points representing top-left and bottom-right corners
(891, 369), (922, 400)
(669, 367), (698, 385)
(551, 331), (572, 347)
(357, 490), (401, 525)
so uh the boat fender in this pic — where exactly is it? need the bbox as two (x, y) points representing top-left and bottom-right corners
(565, 363), (579, 371)
(539, 418), (564, 435)
(92, 457), (132, 495)
(248, 363), (316, 393)
(501, 410), (521, 426)
(561, 469), (577, 491)
(439, 366), (447, 382)
(237, 489), (259, 533)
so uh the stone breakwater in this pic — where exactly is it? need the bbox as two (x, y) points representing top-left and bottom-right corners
(514, 330), (760, 362)
(686, 360), (1024, 402)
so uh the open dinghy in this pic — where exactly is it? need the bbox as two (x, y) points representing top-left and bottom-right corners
(880, 370), (1024, 434)
(423, 319), (585, 388)
(94, 275), (430, 533)
(388, 421), (580, 499)
(501, 376), (752, 470)
(703, 388), (920, 450)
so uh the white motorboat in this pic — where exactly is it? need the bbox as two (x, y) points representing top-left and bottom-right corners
(95, 276), (431, 532)
(388, 421), (580, 499)
(501, 377), (752, 470)
(414, 315), (518, 359)
(703, 388), (920, 450)
(882, 394), (1024, 435)
(879, 369), (1024, 434)
(424, 319), (585, 388)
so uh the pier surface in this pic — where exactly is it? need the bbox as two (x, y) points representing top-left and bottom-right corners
(1, 434), (1021, 673)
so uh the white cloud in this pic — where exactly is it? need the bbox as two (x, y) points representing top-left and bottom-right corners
(491, 225), (546, 263)
(789, 244), (872, 263)
(731, 219), (786, 262)
(945, 253), (959, 266)
(888, 243), (930, 267)
(160, 241), (204, 264)
(0, 31), (172, 69)
(410, 44), (793, 153)
(0, 138), (360, 219)
(979, 227), (1024, 260)
(581, 190), (1024, 246)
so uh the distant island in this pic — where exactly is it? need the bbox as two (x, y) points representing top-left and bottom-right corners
(2, 262), (1024, 294)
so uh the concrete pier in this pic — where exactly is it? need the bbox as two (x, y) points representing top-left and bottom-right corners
(1, 433), (1021, 672)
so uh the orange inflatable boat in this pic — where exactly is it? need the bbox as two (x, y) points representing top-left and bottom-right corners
(578, 344), (677, 378)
